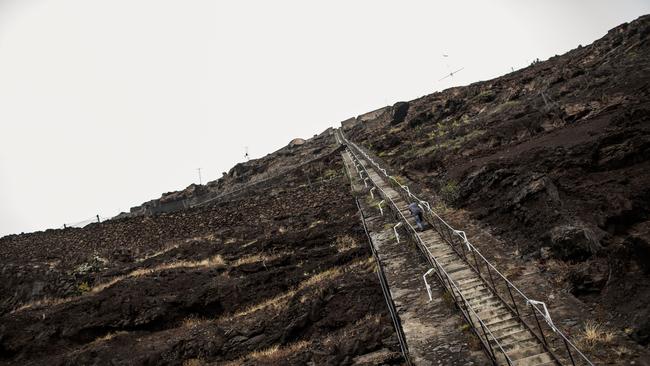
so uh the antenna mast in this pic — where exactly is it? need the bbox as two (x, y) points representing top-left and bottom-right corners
(439, 67), (465, 81)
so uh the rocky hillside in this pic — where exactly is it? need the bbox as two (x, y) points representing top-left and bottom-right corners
(119, 129), (336, 217)
(0, 135), (403, 365)
(345, 14), (650, 348)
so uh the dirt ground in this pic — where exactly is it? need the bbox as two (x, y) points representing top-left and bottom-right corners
(346, 14), (650, 358)
(0, 139), (404, 365)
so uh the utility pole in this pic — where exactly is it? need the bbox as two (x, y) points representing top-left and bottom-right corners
(244, 146), (249, 161)
(96, 215), (100, 223)
(197, 168), (202, 185)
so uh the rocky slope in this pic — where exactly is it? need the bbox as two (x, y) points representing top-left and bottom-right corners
(119, 129), (336, 217)
(345, 14), (650, 349)
(0, 135), (403, 365)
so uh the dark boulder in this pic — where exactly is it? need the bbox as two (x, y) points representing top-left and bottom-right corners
(390, 102), (410, 125)
(547, 225), (601, 261)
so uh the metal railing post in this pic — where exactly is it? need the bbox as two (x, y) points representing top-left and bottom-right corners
(505, 281), (520, 316)
(530, 304), (548, 346)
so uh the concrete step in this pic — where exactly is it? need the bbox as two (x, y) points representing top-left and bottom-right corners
(507, 344), (547, 362)
(510, 351), (554, 366)
(491, 323), (528, 339)
(419, 231), (439, 240)
(420, 232), (449, 243)
(471, 298), (503, 313)
(485, 316), (519, 328)
(494, 329), (536, 349)
(460, 289), (492, 303)
(449, 268), (476, 282)
(476, 307), (512, 324)
(444, 263), (470, 274)
(425, 241), (452, 252)
(457, 276), (483, 287)
(464, 286), (492, 301)
(427, 248), (456, 261)
(459, 279), (488, 293)
(465, 293), (495, 309)
(532, 360), (559, 366)
(433, 252), (458, 263)
(427, 239), (450, 249)
(473, 311), (515, 329)
(500, 338), (539, 355)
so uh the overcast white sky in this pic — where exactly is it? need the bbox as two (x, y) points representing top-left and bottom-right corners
(1, 1), (648, 236)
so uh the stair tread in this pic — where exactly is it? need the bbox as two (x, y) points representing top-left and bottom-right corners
(508, 344), (547, 361)
(510, 352), (554, 366)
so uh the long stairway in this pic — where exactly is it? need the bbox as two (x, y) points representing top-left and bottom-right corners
(346, 143), (559, 365)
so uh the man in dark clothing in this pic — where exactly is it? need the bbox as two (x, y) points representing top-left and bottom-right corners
(408, 202), (424, 231)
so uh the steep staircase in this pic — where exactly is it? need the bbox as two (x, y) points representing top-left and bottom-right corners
(338, 129), (593, 366)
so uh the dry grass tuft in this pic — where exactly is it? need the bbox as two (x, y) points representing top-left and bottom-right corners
(93, 255), (226, 293)
(233, 253), (281, 267)
(92, 331), (129, 343)
(301, 267), (343, 288)
(226, 341), (310, 365)
(232, 289), (297, 318)
(12, 255), (226, 313)
(136, 243), (180, 263)
(308, 220), (325, 229)
(354, 313), (381, 327)
(248, 345), (280, 359)
(182, 359), (206, 366)
(335, 235), (359, 252)
(222, 264), (350, 321)
(12, 296), (72, 313)
(183, 315), (208, 328)
(576, 321), (615, 349)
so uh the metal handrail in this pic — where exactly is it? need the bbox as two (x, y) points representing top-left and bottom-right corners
(344, 148), (514, 365)
(340, 129), (594, 366)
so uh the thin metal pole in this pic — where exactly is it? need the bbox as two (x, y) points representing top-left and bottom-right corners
(506, 281), (519, 316)
(530, 304), (548, 345)
(478, 318), (497, 362)
(486, 262), (497, 292)
(563, 337), (576, 366)
(472, 250), (482, 276)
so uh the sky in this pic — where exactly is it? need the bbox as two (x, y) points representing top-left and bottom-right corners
(1, 0), (649, 236)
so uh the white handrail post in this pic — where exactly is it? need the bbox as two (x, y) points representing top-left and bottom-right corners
(423, 268), (435, 301)
(393, 222), (402, 243)
(369, 187), (376, 199)
(454, 230), (472, 252)
(378, 200), (385, 216)
(422, 201), (431, 212)
(527, 300), (557, 332)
